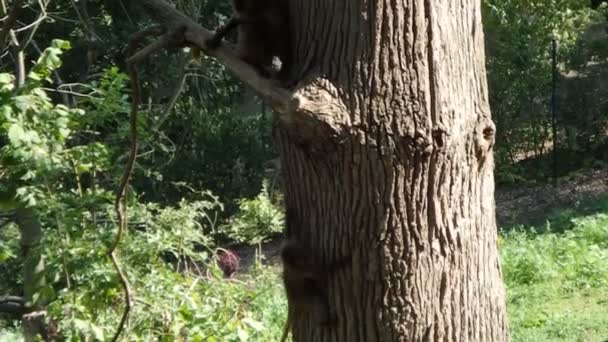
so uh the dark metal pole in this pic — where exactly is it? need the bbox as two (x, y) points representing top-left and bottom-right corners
(551, 38), (558, 187)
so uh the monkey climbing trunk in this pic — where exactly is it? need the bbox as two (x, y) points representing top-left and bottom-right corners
(273, 0), (510, 340)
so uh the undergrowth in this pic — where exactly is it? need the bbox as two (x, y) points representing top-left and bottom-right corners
(501, 198), (608, 342)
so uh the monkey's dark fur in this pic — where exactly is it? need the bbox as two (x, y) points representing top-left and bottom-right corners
(279, 238), (351, 341)
(207, 0), (291, 79)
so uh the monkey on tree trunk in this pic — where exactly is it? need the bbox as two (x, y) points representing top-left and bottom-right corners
(206, 0), (291, 80)
(279, 238), (352, 342)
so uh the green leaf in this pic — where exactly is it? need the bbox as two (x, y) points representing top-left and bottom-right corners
(242, 318), (264, 331)
(14, 95), (36, 112)
(75, 163), (92, 175)
(51, 39), (71, 51)
(74, 319), (89, 332)
(91, 325), (104, 340)
(0, 73), (13, 84)
(236, 327), (249, 341)
(58, 127), (71, 139)
(28, 72), (42, 81)
(7, 124), (25, 145)
(1, 104), (13, 120)
(0, 73), (14, 93)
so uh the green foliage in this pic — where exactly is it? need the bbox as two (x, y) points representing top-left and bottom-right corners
(0, 324), (21, 342)
(221, 181), (284, 245)
(502, 219), (608, 288)
(142, 94), (276, 213)
(483, 0), (608, 184)
(0, 41), (286, 341)
(42, 199), (215, 340)
(129, 195), (222, 265)
(0, 0), (274, 211)
(501, 209), (608, 341)
(0, 222), (22, 295)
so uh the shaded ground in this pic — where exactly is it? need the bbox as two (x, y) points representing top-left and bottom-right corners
(496, 168), (608, 228)
(231, 168), (608, 270)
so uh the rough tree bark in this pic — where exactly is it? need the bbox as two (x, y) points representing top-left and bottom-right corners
(136, 0), (509, 340)
(277, 1), (509, 340)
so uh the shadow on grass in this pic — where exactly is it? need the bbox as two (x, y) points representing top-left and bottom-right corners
(499, 193), (608, 233)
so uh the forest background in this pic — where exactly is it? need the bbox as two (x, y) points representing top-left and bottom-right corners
(1, 0), (608, 341)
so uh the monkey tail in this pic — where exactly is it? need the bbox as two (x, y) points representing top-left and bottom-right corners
(280, 309), (291, 342)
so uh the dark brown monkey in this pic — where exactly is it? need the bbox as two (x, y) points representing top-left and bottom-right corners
(279, 238), (351, 342)
(206, 0), (291, 79)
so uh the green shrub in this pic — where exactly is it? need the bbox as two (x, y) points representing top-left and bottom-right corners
(502, 210), (608, 341)
(220, 181), (284, 245)
(0, 41), (287, 340)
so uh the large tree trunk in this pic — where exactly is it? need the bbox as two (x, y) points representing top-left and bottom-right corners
(132, 0), (509, 339)
(275, 0), (509, 341)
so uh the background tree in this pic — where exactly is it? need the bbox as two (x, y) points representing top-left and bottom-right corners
(483, 0), (608, 183)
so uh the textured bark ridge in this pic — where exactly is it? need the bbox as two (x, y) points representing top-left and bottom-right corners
(275, 0), (510, 341)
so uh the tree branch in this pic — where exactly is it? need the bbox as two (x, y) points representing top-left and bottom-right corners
(16, 0), (50, 51)
(0, 295), (25, 304)
(9, 30), (25, 87)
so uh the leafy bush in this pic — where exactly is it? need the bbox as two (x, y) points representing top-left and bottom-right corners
(502, 215), (608, 289)
(0, 325), (21, 342)
(221, 181), (284, 245)
(501, 210), (608, 341)
(483, 0), (608, 183)
(0, 41), (287, 341)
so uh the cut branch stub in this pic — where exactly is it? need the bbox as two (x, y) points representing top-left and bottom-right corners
(281, 82), (350, 148)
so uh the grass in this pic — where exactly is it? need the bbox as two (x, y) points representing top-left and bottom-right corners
(501, 199), (608, 341)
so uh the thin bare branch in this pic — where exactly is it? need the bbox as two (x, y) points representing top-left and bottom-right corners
(14, 14), (46, 33)
(117, 0), (134, 26)
(22, 0), (49, 50)
(9, 30), (24, 87)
